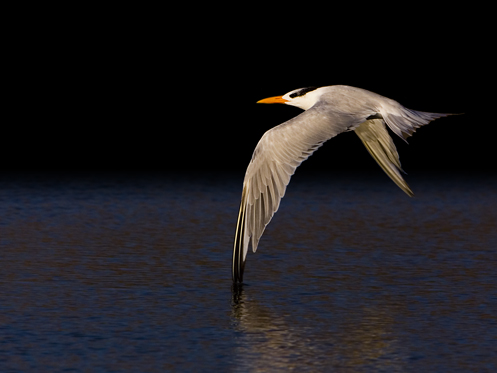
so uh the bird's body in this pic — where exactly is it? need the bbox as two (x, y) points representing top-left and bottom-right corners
(232, 85), (452, 284)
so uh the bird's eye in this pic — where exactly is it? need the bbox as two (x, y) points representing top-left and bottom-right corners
(289, 86), (318, 99)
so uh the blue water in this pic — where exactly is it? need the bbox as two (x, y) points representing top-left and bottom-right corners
(0, 172), (496, 372)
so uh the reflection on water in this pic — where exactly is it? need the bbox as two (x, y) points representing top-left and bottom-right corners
(231, 285), (407, 372)
(0, 172), (496, 371)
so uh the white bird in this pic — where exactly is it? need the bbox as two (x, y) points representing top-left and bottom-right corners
(233, 85), (452, 283)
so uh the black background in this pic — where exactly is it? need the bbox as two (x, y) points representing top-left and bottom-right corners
(5, 5), (491, 178)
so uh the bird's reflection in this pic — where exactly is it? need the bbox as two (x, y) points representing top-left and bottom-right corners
(230, 284), (408, 371)
(231, 283), (244, 307)
(231, 284), (306, 371)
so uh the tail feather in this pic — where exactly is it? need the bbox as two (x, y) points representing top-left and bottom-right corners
(381, 106), (452, 142)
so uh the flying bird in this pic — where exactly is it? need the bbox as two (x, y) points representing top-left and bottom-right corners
(233, 85), (452, 284)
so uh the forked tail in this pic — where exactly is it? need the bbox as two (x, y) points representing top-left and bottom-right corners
(381, 105), (453, 142)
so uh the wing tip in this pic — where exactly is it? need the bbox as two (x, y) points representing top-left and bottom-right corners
(232, 186), (248, 284)
(404, 186), (415, 198)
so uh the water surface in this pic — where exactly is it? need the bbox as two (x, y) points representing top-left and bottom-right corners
(0, 172), (496, 372)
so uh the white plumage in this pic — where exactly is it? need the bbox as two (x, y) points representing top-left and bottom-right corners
(232, 85), (451, 283)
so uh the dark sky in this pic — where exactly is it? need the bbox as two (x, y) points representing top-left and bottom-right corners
(6, 7), (489, 177)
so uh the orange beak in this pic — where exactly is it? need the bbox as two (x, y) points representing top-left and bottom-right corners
(256, 95), (288, 104)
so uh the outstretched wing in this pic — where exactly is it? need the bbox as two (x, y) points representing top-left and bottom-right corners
(232, 105), (365, 283)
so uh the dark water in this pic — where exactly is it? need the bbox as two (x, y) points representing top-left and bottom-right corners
(0, 172), (496, 372)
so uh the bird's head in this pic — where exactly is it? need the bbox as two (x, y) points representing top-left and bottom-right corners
(257, 86), (323, 110)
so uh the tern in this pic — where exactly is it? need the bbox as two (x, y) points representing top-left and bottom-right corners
(233, 85), (452, 284)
